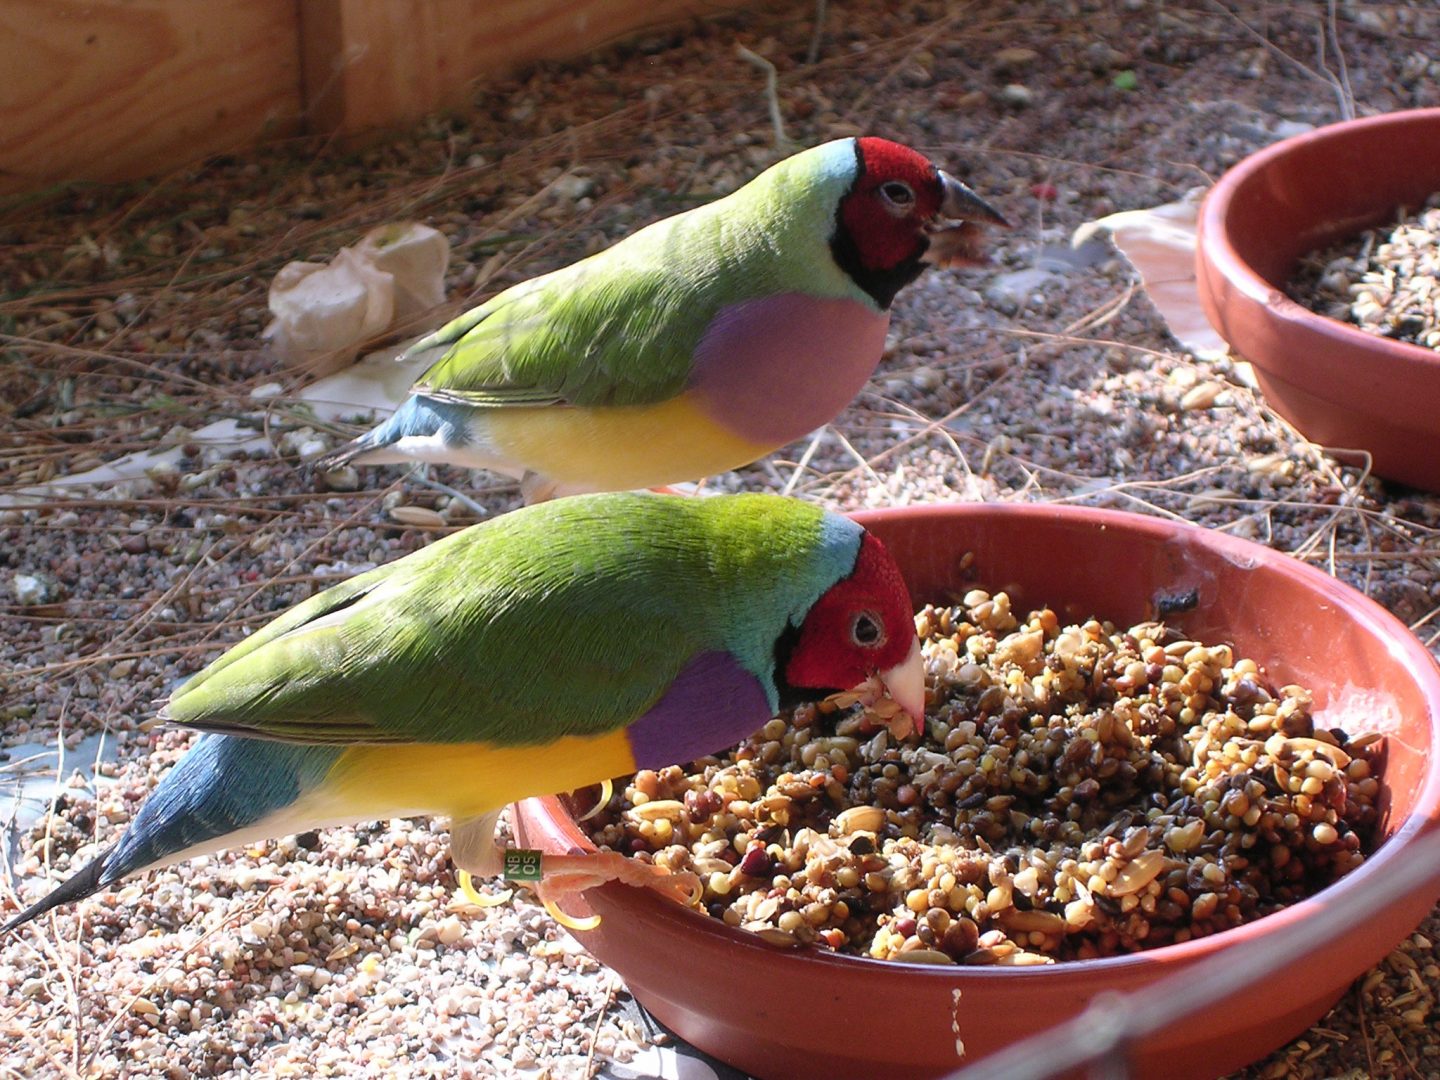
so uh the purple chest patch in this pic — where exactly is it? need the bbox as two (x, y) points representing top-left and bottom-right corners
(689, 293), (890, 445)
(626, 652), (774, 771)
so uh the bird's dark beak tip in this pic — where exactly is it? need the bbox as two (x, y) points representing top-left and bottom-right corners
(938, 170), (1010, 230)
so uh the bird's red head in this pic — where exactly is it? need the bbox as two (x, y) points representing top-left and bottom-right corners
(833, 137), (1009, 308)
(840, 138), (950, 270)
(783, 532), (924, 726)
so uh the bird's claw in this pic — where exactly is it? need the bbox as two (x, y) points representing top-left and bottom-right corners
(536, 852), (703, 931)
(458, 849), (702, 931)
(574, 779), (614, 823)
(456, 869), (513, 908)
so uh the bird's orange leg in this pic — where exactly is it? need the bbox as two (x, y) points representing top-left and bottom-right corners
(450, 806), (702, 931)
(534, 851), (703, 930)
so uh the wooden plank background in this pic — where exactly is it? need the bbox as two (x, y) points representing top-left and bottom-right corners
(301, 0), (761, 134)
(0, 0), (303, 194)
(0, 0), (768, 195)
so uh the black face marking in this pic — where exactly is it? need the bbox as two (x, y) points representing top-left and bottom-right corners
(772, 620), (829, 712)
(829, 224), (927, 310)
(829, 142), (928, 309)
(775, 680), (829, 713)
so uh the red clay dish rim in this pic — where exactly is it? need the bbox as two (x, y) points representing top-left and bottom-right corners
(1197, 107), (1440, 375)
(520, 502), (1440, 981)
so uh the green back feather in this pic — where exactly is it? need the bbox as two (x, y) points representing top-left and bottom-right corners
(165, 493), (861, 747)
(409, 139), (869, 408)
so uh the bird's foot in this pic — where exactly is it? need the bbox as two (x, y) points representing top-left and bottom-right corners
(534, 851), (703, 931)
(454, 842), (702, 932)
(456, 869), (514, 909)
(450, 789), (700, 931)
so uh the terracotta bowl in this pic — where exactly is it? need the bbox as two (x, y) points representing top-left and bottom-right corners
(1195, 107), (1440, 493)
(515, 503), (1440, 1079)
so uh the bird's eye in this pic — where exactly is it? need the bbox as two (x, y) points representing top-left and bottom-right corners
(850, 611), (885, 647)
(878, 181), (915, 211)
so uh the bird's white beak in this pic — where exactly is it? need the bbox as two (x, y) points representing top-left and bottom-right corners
(879, 636), (926, 739)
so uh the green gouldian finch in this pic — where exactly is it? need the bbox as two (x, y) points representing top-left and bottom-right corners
(3, 492), (924, 933)
(315, 137), (1007, 501)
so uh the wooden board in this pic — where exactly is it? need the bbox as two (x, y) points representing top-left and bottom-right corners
(0, 0), (303, 194)
(299, 0), (767, 136)
(0, 0), (776, 193)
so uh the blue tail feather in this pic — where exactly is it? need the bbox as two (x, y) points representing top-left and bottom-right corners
(4, 735), (341, 932)
(314, 396), (472, 470)
(106, 735), (341, 878)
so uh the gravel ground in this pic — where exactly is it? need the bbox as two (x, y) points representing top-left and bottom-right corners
(3, 1), (1439, 1077)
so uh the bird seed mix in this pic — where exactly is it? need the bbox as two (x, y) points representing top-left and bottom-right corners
(582, 589), (1382, 966)
(1291, 191), (1440, 354)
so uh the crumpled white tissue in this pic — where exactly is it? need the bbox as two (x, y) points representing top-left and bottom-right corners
(264, 222), (449, 373)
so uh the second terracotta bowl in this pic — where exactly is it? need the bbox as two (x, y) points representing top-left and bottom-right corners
(516, 503), (1440, 1078)
(1195, 107), (1440, 493)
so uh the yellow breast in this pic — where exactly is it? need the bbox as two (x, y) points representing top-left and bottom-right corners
(484, 393), (772, 490)
(317, 730), (638, 822)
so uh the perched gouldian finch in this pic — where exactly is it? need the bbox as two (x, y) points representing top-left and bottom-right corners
(315, 136), (1007, 501)
(3, 492), (923, 933)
